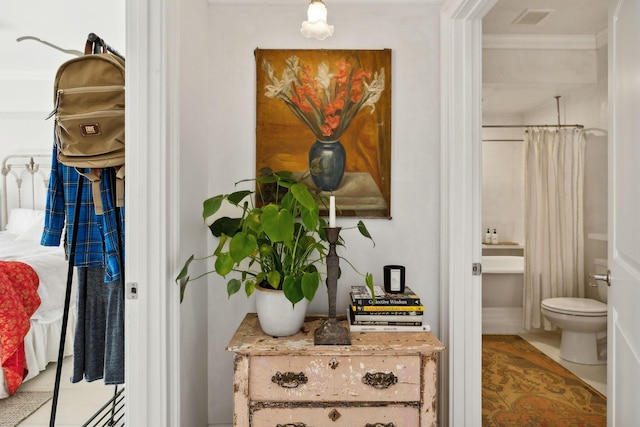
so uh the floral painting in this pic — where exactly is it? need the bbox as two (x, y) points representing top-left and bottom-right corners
(255, 49), (392, 219)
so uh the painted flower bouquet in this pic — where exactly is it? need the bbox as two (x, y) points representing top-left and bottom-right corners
(262, 55), (385, 142)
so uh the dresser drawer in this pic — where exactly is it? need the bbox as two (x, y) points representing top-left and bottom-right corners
(251, 404), (419, 427)
(249, 355), (421, 402)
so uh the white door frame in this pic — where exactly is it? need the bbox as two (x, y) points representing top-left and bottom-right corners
(125, 0), (182, 425)
(440, 0), (495, 425)
(608, 0), (640, 423)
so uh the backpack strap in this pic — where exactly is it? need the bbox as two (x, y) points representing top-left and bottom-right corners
(76, 168), (104, 215)
(85, 37), (106, 55)
(76, 167), (125, 215)
(115, 165), (125, 208)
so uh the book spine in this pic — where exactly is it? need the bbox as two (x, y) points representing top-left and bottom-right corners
(352, 320), (423, 326)
(351, 304), (425, 312)
(350, 296), (422, 306)
(349, 308), (423, 323)
(352, 310), (424, 317)
(349, 324), (431, 332)
(350, 306), (423, 321)
(353, 315), (424, 323)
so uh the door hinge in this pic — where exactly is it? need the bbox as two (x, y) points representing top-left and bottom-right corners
(472, 263), (482, 276)
(127, 282), (138, 300)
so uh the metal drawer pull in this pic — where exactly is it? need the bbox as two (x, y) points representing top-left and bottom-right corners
(365, 424), (395, 427)
(271, 371), (308, 388)
(328, 408), (341, 420)
(276, 424), (306, 427)
(362, 372), (398, 389)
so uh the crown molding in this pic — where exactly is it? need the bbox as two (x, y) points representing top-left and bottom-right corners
(483, 34), (598, 50)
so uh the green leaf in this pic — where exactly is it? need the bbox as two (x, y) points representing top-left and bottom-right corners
(283, 275), (304, 304)
(175, 254), (194, 284)
(244, 280), (255, 297)
(274, 171), (296, 186)
(227, 278), (241, 297)
(202, 195), (224, 220)
(210, 217), (242, 238)
(300, 203), (319, 232)
(297, 235), (317, 254)
(290, 182), (316, 211)
(259, 243), (273, 257)
(213, 234), (227, 256)
(227, 190), (252, 206)
(244, 209), (263, 234)
(229, 231), (257, 263)
(256, 272), (267, 285)
(262, 204), (294, 242)
(214, 252), (234, 276)
(179, 277), (189, 303)
(280, 191), (295, 212)
(256, 173), (278, 184)
(365, 273), (375, 303)
(357, 220), (375, 246)
(267, 270), (281, 289)
(301, 271), (320, 301)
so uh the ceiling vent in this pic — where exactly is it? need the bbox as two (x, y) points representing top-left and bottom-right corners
(512, 9), (554, 26)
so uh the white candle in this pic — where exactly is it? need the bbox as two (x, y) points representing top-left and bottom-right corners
(329, 196), (336, 227)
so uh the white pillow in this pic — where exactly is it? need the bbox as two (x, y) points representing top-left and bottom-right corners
(15, 220), (45, 243)
(5, 208), (45, 235)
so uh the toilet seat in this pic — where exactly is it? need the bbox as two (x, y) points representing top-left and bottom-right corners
(541, 297), (607, 317)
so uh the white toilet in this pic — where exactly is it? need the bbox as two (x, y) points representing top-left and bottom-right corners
(541, 259), (608, 365)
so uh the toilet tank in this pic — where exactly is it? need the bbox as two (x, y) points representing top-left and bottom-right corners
(592, 258), (608, 303)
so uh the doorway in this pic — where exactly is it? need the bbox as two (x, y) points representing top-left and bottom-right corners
(480, 0), (609, 409)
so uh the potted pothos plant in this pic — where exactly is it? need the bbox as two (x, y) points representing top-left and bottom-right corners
(175, 169), (375, 335)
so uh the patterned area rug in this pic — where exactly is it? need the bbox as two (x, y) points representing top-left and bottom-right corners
(483, 335), (606, 427)
(0, 391), (52, 427)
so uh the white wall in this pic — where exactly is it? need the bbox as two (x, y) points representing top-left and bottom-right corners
(201, 2), (441, 424)
(481, 119), (525, 244)
(0, 2), (126, 161)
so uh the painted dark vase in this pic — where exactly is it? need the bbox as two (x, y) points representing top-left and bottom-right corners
(308, 139), (346, 191)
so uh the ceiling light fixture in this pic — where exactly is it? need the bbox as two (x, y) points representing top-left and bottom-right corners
(301, 0), (334, 40)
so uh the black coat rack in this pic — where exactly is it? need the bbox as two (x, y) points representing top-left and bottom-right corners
(48, 33), (125, 427)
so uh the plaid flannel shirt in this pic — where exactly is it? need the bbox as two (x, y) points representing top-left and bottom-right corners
(41, 144), (124, 282)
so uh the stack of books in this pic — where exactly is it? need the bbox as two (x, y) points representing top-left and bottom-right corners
(348, 285), (430, 332)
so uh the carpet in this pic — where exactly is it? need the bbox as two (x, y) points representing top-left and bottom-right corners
(483, 335), (606, 427)
(0, 391), (52, 427)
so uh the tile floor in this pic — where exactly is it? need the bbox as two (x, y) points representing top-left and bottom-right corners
(520, 330), (607, 396)
(15, 331), (607, 425)
(17, 356), (118, 426)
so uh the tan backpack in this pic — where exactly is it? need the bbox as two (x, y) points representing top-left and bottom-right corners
(49, 44), (125, 214)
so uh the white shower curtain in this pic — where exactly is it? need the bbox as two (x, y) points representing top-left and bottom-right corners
(523, 127), (585, 330)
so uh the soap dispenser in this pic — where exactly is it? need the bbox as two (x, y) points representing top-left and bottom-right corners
(491, 229), (499, 245)
(485, 228), (491, 244)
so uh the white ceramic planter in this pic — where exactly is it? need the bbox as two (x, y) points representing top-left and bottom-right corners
(255, 284), (309, 337)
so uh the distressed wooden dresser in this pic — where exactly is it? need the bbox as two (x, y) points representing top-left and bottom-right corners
(227, 313), (445, 427)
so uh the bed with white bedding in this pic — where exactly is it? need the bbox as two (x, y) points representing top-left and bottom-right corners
(0, 154), (74, 398)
